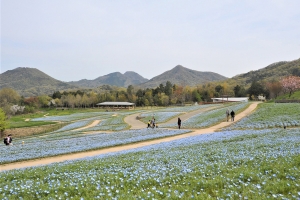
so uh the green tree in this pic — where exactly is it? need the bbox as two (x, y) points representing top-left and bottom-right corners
(215, 85), (224, 93)
(164, 81), (173, 96)
(127, 85), (134, 102)
(52, 91), (62, 99)
(234, 85), (247, 97)
(0, 88), (21, 115)
(247, 81), (265, 100)
(38, 95), (51, 108)
(0, 108), (9, 138)
(192, 89), (202, 102)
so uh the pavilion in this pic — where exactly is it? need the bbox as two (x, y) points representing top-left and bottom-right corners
(96, 102), (135, 109)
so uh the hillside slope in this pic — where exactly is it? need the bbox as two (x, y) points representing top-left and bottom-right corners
(138, 65), (228, 88)
(233, 58), (300, 85)
(0, 67), (78, 97)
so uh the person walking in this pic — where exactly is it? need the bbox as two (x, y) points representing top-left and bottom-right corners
(178, 117), (182, 129)
(226, 109), (230, 122)
(152, 118), (156, 129)
(147, 120), (151, 128)
(230, 110), (235, 121)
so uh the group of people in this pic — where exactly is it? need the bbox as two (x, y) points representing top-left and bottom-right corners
(226, 109), (235, 122)
(3, 134), (12, 146)
(147, 109), (234, 130)
(147, 118), (157, 128)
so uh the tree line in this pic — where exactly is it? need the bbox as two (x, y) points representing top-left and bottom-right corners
(1, 76), (300, 118)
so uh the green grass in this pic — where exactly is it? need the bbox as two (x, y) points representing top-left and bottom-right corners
(274, 90), (300, 100)
(8, 116), (56, 128)
(8, 108), (134, 128)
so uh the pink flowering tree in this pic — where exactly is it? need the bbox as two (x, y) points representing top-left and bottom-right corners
(280, 76), (300, 97)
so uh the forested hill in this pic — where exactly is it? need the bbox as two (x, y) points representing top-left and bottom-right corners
(68, 71), (148, 88)
(138, 65), (228, 88)
(232, 58), (300, 85)
(0, 67), (78, 97)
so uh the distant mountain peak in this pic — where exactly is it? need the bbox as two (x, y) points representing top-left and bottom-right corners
(0, 67), (78, 97)
(138, 65), (228, 88)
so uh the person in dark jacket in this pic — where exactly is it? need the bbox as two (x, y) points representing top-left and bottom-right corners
(230, 110), (235, 121)
(178, 117), (182, 129)
(4, 135), (12, 145)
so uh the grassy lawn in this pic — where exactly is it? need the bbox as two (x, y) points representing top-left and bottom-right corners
(273, 90), (300, 100)
(8, 107), (140, 128)
(8, 116), (56, 128)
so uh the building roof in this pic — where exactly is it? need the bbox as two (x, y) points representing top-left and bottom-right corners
(211, 97), (248, 102)
(96, 102), (135, 106)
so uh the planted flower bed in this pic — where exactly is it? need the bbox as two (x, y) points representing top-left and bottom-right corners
(162, 103), (249, 128)
(0, 129), (190, 164)
(139, 112), (182, 123)
(1, 128), (300, 199)
(223, 103), (300, 130)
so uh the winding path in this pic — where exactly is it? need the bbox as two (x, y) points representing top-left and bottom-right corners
(0, 102), (260, 171)
(73, 120), (101, 131)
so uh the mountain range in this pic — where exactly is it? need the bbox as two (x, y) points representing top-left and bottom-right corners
(68, 71), (148, 88)
(1, 58), (299, 97)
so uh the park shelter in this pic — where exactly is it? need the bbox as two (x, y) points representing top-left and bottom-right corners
(211, 97), (248, 103)
(96, 102), (135, 109)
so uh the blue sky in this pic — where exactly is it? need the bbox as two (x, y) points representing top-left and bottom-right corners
(1, 0), (300, 82)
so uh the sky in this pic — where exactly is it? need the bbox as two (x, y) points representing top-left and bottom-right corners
(1, 0), (300, 82)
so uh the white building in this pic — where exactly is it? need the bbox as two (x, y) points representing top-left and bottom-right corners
(257, 95), (266, 101)
(211, 97), (249, 103)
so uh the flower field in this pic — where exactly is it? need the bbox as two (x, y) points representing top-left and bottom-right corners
(158, 104), (216, 112)
(2, 102), (300, 199)
(53, 120), (93, 132)
(162, 103), (249, 128)
(223, 103), (300, 130)
(139, 111), (182, 123)
(84, 115), (129, 131)
(1, 128), (300, 199)
(0, 129), (190, 164)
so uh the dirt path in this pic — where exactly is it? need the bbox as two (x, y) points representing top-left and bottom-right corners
(0, 102), (260, 171)
(124, 113), (148, 129)
(73, 120), (101, 131)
